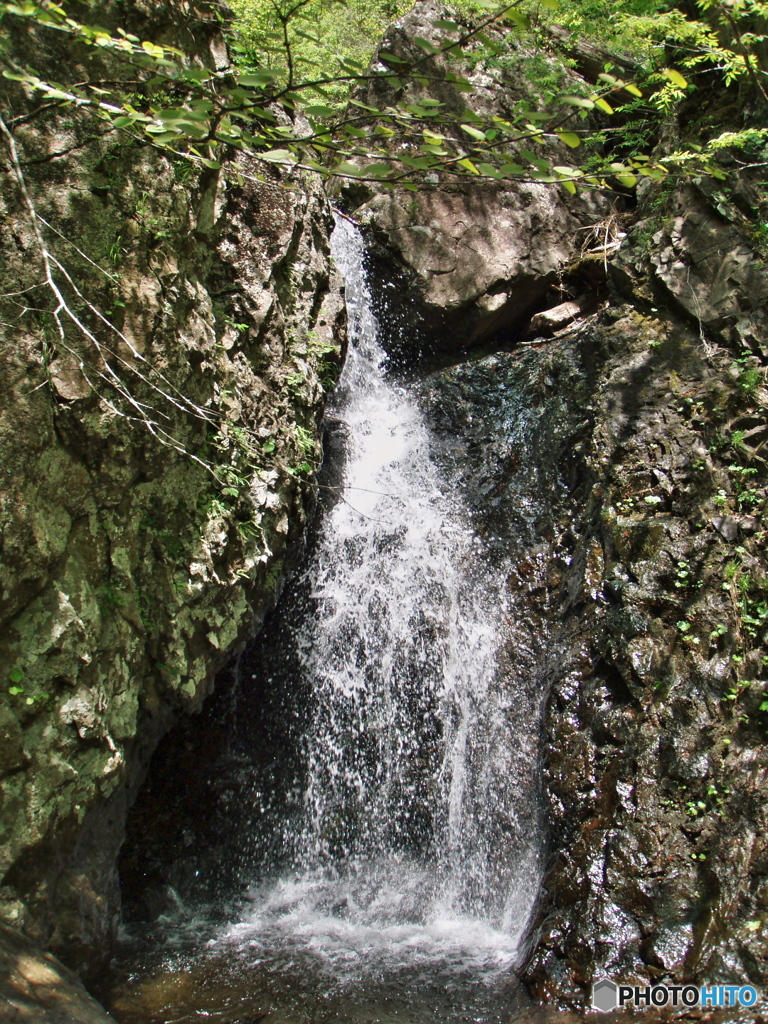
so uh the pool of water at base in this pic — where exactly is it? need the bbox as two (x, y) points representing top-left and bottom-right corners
(100, 865), (540, 1024)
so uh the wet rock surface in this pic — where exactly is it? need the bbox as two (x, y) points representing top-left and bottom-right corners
(357, 182), (606, 359)
(0, 921), (118, 1023)
(416, 294), (768, 1009)
(523, 300), (768, 1007)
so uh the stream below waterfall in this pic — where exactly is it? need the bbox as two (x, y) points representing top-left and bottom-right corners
(101, 218), (595, 1024)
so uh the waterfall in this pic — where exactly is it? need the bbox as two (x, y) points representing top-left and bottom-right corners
(221, 217), (543, 971)
(105, 215), (559, 1024)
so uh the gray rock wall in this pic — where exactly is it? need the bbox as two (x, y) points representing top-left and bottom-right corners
(340, 0), (609, 360)
(0, 2), (344, 969)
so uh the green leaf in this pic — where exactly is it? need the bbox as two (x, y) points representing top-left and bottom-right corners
(594, 97), (614, 115)
(181, 107), (215, 122)
(445, 73), (474, 92)
(379, 51), (409, 65)
(623, 83), (643, 98)
(458, 157), (480, 174)
(238, 72), (279, 88)
(556, 131), (581, 149)
(361, 163), (393, 178)
(262, 439), (276, 453)
(461, 123), (487, 141)
(400, 156), (431, 169)
(521, 150), (549, 172)
(561, 179), (577, 194)
(616, 174), (638, 188)
(2, 70), (40, 84)
(179, 67), (209, 84)
(305, 104), (336, 118)
(9, 669), (23, 684)
(141, 40), (166, 56)
(348, 99), (379, 112)
(144, 131), (179, 144)
(8, 686), (24, 696)
(333, 161), (363, 175)
(663, 68), (688, 89)
(498, 163), (524, 176)
(561, 95), (595, 110)
(505, 10), (529, 29)
(146, 122), (179, 134)
(260, 149), (295, 163)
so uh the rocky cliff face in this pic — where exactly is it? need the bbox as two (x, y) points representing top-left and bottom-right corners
(524, 180), (768, 1006)
(4, 0), (768, 1012)
(342, 1), (610, 362)
(343, 2), (768, 1009)
(0, 0), (344, 969)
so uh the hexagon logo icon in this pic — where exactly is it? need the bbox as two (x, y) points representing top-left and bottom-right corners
(592, 978), (618, 1012)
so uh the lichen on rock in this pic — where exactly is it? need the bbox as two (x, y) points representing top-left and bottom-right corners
(0, 0), (344, 969)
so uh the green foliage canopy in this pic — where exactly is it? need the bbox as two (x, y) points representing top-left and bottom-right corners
(1, 0), (767, 192)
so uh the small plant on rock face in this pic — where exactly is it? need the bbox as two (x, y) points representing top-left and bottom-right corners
(284, 371), (306, 395)
(97, 583), (126, 611)
(674, 560), (693, 588)
(8, 668), (51, 708)
(108, 234), (127, 266)
(294, 424), (315, 456)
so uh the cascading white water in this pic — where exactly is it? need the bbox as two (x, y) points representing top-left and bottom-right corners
(103, 215), (564, 1024)
(220, 217), (543, 977)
